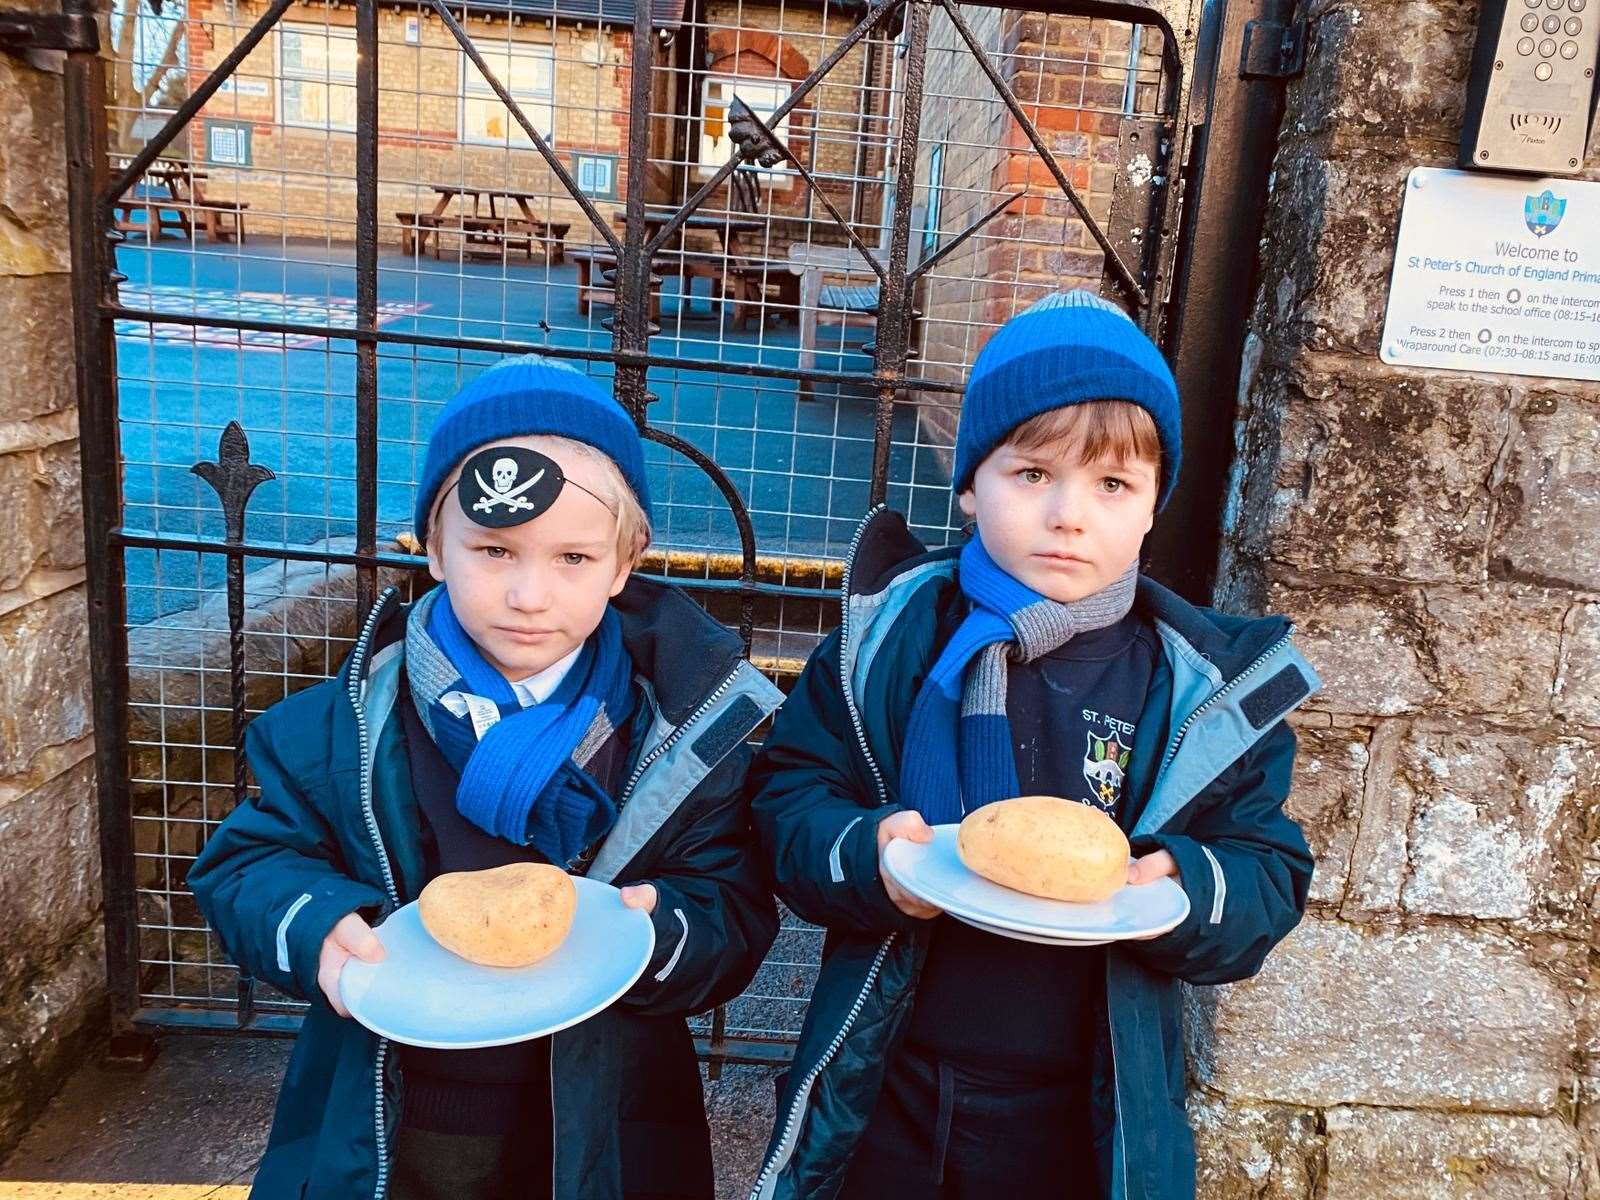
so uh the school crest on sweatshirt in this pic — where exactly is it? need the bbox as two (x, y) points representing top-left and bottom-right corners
(1083, 729), (1132, 810)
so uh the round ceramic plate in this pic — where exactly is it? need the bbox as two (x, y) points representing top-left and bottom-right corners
(882, 825), (1190, 942)
(949, 911), (1110, 947)
(339, 876), (655, 1049)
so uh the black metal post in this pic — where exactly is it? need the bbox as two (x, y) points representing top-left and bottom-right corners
(614, 0), (658, 420)
(1145, 0), (1295, 601)
(355, 0), (380, 615)
(64, 0), (146, 1060)
(866, 0), (929, 505)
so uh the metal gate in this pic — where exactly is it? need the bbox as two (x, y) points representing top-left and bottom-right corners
(61, 0), (1297, 1062)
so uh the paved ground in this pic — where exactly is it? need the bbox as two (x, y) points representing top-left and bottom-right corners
(113, 238), (960, 624)
(0, 1034), (780, 1200)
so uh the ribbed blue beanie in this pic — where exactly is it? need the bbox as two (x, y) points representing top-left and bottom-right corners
(413, 354), (650, 542)
(953, 290), (1182, 509)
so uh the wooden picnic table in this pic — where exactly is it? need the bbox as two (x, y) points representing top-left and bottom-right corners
(111, 156), (248, 244)
(609, 206), (766, 259)
(408, 185), (569, 264)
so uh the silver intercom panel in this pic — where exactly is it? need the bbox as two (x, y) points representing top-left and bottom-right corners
(1460, 0), (1600, 175)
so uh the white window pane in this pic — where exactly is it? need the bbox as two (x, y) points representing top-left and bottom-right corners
(465, 94), (552, 144)
(463, 46), (554, 143)
(699, 76), (789, 173)
(281, 25), (357, 129)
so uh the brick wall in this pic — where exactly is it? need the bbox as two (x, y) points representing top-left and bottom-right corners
(913, 11), (1164, 452)
(186, 0), (635, 242)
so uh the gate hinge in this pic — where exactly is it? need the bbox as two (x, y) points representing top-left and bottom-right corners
(0, 11), (99, 54)
(1239, 18), (1306, 79)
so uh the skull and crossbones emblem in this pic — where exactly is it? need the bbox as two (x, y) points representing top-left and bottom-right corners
(472, 456), (545, 515)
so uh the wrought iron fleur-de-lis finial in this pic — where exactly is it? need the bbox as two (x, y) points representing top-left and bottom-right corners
(726, 97), (788, 170)
(191, 421), (275, 544)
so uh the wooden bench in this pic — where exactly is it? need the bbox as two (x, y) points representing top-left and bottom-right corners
(818, 283), (879, 315)
(112, 194), (190, 242)
(401, 211), (571, 264)
(539, 220), (570, 266)
(567, 247), (662, 319)
(723, 256), (802, 327)
(396, 211), (442, 257)
(459, 215), (536, 261)
(193, 195), (248, 244)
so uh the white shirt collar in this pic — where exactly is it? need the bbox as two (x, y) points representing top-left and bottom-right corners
(508, 643), (584, 707)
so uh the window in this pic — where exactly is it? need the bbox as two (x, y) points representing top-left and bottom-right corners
(921, 141), (945, 260)
(463, 45), (555, 146)
(279, 24), (357, 132)
(698, 75), (791, 178)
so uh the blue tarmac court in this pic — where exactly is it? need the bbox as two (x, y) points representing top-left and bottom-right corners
(113, 239), (960, 625)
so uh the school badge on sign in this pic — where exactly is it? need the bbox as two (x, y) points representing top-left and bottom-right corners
(1083, 730), (1132, 811)
(1524, 189), (1566, 238)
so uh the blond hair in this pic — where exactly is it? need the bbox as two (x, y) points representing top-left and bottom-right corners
(427, 434), (652, 565)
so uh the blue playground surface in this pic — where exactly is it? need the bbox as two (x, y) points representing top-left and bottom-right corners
(113, 238), (961, 623)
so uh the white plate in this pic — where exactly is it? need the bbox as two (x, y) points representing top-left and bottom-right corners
(950, 911), (1110, 947)
(882, 825), (1190, 942)
(339, 876), (655, 1049)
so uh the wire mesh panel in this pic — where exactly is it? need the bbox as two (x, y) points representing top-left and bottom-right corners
(76, 0), (1199, 1057)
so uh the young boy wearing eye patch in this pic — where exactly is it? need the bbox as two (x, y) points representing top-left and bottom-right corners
(189, 354), (783, 1200)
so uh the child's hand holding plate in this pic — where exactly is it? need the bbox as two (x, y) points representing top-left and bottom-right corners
(339, 865), (654, 1049)
(881, 797), (1190, 945)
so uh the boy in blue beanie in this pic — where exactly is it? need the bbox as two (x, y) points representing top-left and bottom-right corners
(747, 292), (1321, 1200)
(189, 355), (784, 1200)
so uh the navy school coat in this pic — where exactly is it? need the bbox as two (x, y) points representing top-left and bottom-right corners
(189, 576), (785, 1200)
(746, 508), (1321, 1200)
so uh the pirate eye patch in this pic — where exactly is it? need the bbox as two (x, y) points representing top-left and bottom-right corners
(455, 445), (616, 529)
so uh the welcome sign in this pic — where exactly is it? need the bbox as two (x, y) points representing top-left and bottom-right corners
(1381, 167), (1600, 383)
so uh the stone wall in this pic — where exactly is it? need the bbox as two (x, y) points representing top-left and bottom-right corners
(0, 38), (104, 1159)
(1197, 0), (1600, 1193)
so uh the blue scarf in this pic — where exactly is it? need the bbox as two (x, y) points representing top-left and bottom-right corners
(405, 586), (635, 866)
(898, 537), (1137, 825)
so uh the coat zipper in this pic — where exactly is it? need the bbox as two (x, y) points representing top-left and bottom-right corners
(615, 664), (743, 808)
(550, 658), (746, 1190)
(1153, 629), (1295, 790)
(748, 507), (894, 1198)
(344, 587), (401, 1200)
(747, 933), (895, 1199)
(836, 504), (888, 805)
(1108, 630), (1296, 1199)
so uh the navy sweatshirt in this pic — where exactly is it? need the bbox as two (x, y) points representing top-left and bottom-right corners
(904, 609), (1160, 1082)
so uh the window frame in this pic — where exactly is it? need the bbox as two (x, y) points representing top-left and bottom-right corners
(277, 21), (359, 134)
(460, 41), (557, 148)
(695, 72), (794, 182)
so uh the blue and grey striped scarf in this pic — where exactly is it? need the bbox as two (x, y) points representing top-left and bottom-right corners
(405, 586), (634, 866)
(899, 537), (1137, 825)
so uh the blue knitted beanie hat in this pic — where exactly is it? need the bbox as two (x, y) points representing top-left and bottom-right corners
(953, 290), (1182, 509)
(413, 354), (650, 543)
